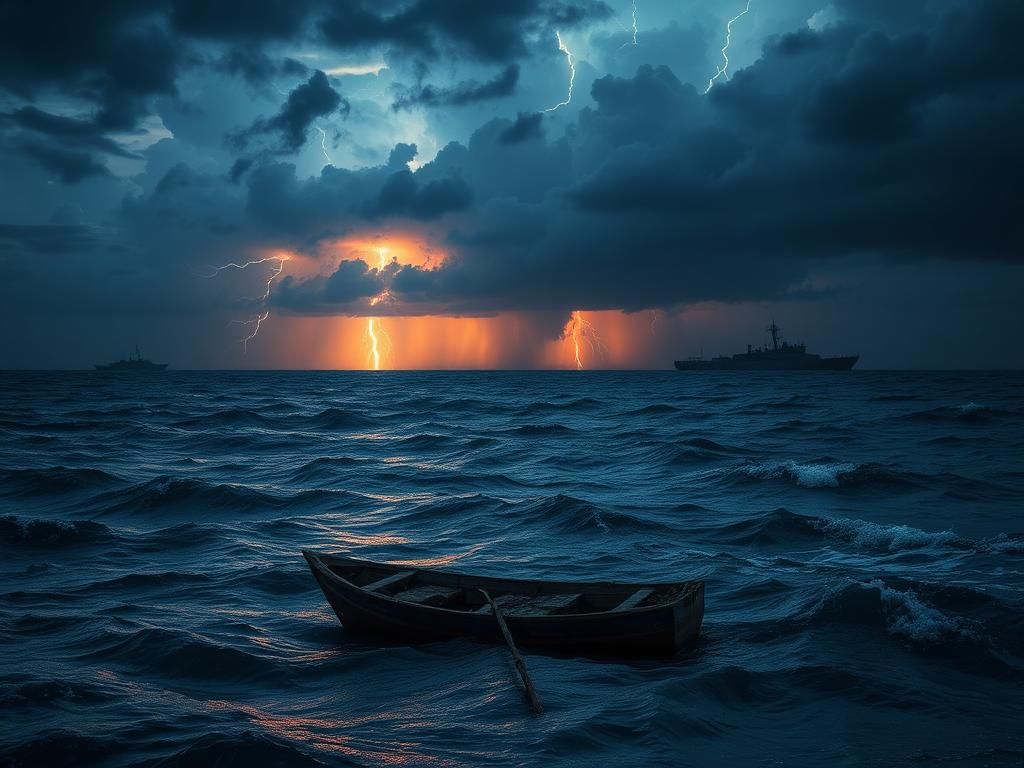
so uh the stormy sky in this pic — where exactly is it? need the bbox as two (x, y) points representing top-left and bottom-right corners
(0, 0), (1021, 369)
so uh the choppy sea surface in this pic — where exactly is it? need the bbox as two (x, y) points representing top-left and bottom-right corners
(1, 370), (1022, 767)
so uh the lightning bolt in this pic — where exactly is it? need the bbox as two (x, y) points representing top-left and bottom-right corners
(205, 256), (289, 352)
(704, 0), (752, 94)
(620, 0), (639, 48)
(231, 311), (270, 354)
(366, 246), (392, 370)
(543, 32), (576, 112)
(367, 318), (382, 370)
(315, 125), (332, 165)
(566, 311), (607, 370)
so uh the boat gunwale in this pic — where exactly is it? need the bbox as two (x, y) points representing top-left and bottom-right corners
(303, 551), (701, 619)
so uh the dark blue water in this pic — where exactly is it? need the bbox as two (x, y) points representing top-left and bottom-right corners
(1, 371), (1022, 767)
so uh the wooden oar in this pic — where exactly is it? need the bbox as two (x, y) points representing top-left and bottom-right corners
(479, 589), (543, 714)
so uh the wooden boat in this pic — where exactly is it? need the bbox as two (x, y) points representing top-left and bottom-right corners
(303, 552), (704, 657)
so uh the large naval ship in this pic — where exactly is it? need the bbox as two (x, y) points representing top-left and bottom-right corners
(674, 322), (858, 371)
(95, 345), (168, 371)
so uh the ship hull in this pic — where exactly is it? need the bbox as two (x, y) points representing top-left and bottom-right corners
(94, 363), (168, 371)
(674, 355), (858, 371)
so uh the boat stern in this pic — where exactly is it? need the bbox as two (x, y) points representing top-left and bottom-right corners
(672, 582), (705, 651)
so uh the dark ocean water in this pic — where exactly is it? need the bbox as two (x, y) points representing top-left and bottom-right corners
(1, 370), (1022, 767)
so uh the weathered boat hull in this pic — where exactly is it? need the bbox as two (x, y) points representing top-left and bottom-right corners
(304, 552), (704, 657)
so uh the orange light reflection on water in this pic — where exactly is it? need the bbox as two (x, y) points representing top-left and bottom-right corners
(203, 700), (457, 766)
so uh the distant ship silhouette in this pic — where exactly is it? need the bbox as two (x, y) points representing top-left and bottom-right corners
(95, 345), (168, 371)
(674, 322), (858, 371)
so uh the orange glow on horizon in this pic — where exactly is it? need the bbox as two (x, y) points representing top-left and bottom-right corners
(241, 308), (697, 369)
(233, 235), (711, 369)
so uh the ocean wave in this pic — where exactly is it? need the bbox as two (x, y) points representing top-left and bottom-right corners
(396, 493), (508, 525)
(707, 508), (969, 552)
(799, 580), (980, 644)
(87, 476), (367, 517)
(515, 397), (601, 415)
(393, 433), (467, 450)
(622, 403), (679, 415)
(980, 533), (1024, 554)
(907, 403), (1020, 424)
(0, 730), (118, 766)
(131, 522), (225, 551)
(151, 732), (331, 768)
(90, 476), (283, 515)
(0, 466), (123, 496)
(172, 407), (279, 429)
(737, 395), (813, 413)
(301, 407), (373, 430)
(736, 460), (925, 489)
(0, 516), (112, 548)
(81, 570), (212, 594)
(82, 626), (288, 683)
(685, 664), (915, 709)
(512, 494), (677, 535)
(226, 567), (316, 596)
(289, 455), (368, 483)
(505, 423), (576, 436)
(809, 516), (968, 552)
(666, 437), (748, 464)
(1, 678), (114, 708)
(871, 580), (984, 643)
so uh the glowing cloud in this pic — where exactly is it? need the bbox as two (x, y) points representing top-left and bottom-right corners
(324, 63), (387, 77)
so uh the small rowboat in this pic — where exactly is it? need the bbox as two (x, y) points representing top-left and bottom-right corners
(303, 552), (705, 656)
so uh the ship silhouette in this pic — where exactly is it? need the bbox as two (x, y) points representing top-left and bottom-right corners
(674, 322), (858, 371)
(94, 345), (168, 371)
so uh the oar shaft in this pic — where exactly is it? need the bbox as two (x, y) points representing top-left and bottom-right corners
(480, 589), (543, 714)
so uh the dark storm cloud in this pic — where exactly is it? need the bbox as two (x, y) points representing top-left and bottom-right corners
(0, 3), (179, 131)
(0, 105), (145, 184)
(242, 141), (472, 244)
(0, 3), (180, 182)
(0, 0), (612, 188)
(392, 65), (520, 110)
(273, 259), (385, 312)
(4, 0), (1021, 332)
(319, 0), (610, 62)
(216, 49), (310, 86)
(500, 112), (544, 144)
(365, 171), (473, 219)
(0, 223), (99, 254)
(2, 108), (138, 159)
(279, 0), (1023, 317)
(235, 70), (350, 153)
(168, 0), (319, 42)
(15, 140), (114, 184)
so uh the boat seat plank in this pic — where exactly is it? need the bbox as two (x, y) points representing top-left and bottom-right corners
(612, 588), (655, 612)
(363, 571), (414, 593)
(504, 593), (582, 616)
(474, 593), (581, 616)
(394, 585), (462, 607)
(474, 593), (520, 613)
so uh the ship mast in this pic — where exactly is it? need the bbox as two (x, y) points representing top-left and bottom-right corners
(767, 321), (780, 351)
